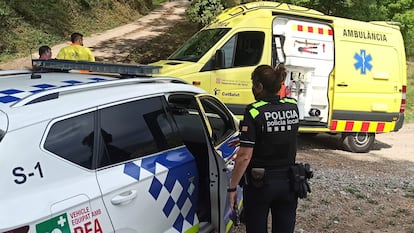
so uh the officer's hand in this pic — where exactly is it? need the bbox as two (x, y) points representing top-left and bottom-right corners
(229, 190), (237, 209)
(228, 138), (240, 147)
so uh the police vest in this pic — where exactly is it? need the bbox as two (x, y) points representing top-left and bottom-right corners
(248, 98), (299, 169)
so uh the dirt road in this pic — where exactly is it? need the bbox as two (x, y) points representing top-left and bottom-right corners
(1, 1), (413, 231)
(0, 0), (189, 70)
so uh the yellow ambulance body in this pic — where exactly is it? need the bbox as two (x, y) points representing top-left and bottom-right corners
(151, 1), (407, 152)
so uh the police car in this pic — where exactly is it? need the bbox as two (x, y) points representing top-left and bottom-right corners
(0, 60), (242, 233)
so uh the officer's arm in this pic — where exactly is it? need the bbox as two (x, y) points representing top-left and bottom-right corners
(229, 146), (253, 189)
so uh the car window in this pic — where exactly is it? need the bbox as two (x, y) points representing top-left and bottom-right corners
(169, 28), (230, 62)
(97, 96), (182, 168)
(44, 112), (95, 169)
(199, 96), (236, 145)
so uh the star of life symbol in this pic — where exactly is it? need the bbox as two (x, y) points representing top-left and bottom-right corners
(354, 49), (372, 75)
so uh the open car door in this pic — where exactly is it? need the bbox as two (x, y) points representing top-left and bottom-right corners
(194, 94), (240, 233)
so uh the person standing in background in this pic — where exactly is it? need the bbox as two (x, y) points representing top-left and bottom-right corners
(56, 32), (95, 62)
(38, 46), (52, 59)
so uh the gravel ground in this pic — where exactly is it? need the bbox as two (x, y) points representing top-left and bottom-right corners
(232, 125), (414, 233)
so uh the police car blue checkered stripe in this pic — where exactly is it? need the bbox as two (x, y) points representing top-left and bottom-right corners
(0, 78), (109, 104)
(123, 147), (198, 233)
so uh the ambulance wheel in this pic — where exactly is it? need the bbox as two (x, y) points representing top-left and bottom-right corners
(341, 132), (375, 153)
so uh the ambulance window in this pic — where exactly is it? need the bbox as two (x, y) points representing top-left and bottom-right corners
(97, 96), (182, 167)
(44, 112), (95, 169)
(199, 96), (236, 145)
(169, 28), (230, 62)
(221, 31), (265, 68)
(221, 36), (236, 68)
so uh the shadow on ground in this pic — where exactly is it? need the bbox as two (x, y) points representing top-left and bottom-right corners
(297, 133), (392, 152)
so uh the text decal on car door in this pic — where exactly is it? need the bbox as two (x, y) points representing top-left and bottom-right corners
(12, 161), (44, 184)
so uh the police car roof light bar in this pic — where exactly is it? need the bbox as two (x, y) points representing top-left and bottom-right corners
(32, 59), (161, 76)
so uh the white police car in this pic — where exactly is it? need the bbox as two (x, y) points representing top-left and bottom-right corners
(0, 60), (242, 233)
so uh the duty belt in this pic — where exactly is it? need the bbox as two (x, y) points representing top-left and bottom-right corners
(265, 167), (289, 178)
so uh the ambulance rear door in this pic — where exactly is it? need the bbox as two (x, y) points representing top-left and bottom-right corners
(273, 16), (334, 127)
(332, 19), (404, 132)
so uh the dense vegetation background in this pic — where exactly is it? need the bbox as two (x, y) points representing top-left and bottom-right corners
(0, 0), (413, 121)
(0, 0), (155, 61)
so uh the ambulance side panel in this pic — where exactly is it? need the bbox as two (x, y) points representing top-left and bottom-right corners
(332, 19), (406, 132)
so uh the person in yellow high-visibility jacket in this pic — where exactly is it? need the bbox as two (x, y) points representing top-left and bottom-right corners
(56, 32), (95, 62)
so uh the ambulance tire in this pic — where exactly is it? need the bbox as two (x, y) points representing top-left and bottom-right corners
(341, 132), (375, 153)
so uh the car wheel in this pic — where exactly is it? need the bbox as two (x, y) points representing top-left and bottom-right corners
(341, 132), (375, 153)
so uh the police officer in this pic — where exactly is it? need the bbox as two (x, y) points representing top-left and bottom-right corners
(228, 64), (299, 233)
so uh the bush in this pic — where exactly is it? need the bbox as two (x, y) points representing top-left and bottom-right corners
(185, 0), (224, 28)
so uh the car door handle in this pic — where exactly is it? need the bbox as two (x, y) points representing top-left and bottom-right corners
(111, 190), (137, 205)
(337, 83), (348, 87)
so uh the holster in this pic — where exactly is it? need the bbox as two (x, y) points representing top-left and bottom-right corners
(248, 167), (266, 188)
(289, 163), (313, 199)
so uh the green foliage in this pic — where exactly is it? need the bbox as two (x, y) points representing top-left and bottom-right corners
(393, 10), (414, 56)
(152, 0), (167, 7)
(0, 2), (15, 54)
(185, 0), (224, 27)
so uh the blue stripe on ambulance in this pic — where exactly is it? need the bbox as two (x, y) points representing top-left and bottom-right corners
(0, 77), (110, 104)
(123, 147), (199, 233)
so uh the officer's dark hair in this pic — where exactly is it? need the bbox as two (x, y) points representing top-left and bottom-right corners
(70, 32), (83, 43)
(38, 45), (51, 56)
(251, 64), (286, 93)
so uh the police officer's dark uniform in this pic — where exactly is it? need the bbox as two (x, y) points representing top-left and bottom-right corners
(239, 94), (299, 233)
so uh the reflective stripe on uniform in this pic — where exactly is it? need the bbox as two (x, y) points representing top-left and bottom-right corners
(249, 108), (260, 119)
(280, 98), (297, 104)
(250, 101), (268, 119)
(252, 100), (268, 108)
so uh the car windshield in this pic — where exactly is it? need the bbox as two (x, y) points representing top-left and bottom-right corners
(168, 28), (230, 62)
(0, 111), (7, 143)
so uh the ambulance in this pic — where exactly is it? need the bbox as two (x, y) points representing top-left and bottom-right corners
(151, 1), (408, 153)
